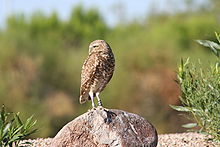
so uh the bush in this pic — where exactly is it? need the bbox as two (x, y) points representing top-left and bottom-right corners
(0, 105), (37, 147)
(171, 33), (220, 142)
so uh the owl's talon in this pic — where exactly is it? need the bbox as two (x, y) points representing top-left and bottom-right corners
(88, 107), (96, 112)
(103, 108), (109, 112)
(97, 106), (104, 110)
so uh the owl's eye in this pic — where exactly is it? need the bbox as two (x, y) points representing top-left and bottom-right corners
(93, 45), (99, 48)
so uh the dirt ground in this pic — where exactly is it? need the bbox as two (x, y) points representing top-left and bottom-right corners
(20, 132), (219, 147)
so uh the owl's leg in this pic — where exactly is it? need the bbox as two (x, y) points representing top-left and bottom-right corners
(96, 92), (102, 106)
(96, 92), (104, 110)
(89, 91), (96, 109)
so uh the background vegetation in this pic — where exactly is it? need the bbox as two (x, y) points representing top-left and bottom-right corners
(0, 0), (219, 137)
(172, 33), (220, 142)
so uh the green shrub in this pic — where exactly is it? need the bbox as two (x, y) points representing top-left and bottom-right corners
(171, 33), (220, 142)
(0, 105), (37, 147)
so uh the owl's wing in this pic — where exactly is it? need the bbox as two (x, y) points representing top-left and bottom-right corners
(98, 55), (115, 92)
(79, 54), (98, 104)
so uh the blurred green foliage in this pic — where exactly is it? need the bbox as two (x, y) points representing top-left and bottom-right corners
(0, 2), (219, 137)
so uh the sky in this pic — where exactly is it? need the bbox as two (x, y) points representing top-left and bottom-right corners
(0, 0), (207, 27)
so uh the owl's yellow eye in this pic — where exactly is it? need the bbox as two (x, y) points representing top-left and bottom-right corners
(93, 45), (98, 48)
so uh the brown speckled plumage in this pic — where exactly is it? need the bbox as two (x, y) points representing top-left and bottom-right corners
(79, 40), (115, 107)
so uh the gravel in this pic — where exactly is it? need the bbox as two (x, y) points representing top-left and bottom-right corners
(19, 138), (53, 147)
(20, 132), (219, 147)
(157, 132), (219, 147)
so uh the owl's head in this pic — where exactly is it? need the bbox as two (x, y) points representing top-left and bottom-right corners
(88, 40), (112, 54)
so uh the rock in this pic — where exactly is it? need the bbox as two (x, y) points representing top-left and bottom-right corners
(50, 109), (158, 147)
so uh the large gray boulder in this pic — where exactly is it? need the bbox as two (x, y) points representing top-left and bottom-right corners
(50, 109), (158, 147)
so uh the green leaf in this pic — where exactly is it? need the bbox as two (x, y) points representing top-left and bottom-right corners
(24, 115), (35, 130)
(196, 40), (220, 58)
(11, 126), (23, 136)
(215, 32), (220, 43)
(196, 40), (220, 50)
(10, 134), (21, 142)
(182, 123), (197, 128)
(3, 123), (11, 136)
(184, 58), (190, 66)
(170, 105), (191, 112)
(14, 113), (23, 127)
(0, 105), (6, 123)
(24, 128), (37, 137)
(28, 120), (37, 130)
(8, 134), (23, 144)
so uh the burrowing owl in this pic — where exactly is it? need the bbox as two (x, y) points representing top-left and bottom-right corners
(79, 40), (115, 108)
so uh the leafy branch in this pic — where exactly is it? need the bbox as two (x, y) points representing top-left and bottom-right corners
(171, 32), (220, 142)
(0, 105), (37, 147)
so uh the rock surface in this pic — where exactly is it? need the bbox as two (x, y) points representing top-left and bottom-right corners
(50, 109), (158, 147)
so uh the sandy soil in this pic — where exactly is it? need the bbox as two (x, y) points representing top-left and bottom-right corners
(20, 132), (219, 147)
(157, 132), (218, 147)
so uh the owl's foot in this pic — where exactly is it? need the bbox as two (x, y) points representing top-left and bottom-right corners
(97, 105), (104, 110)
(87, 107), (96, 112)
(103, 108), (109, 111)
